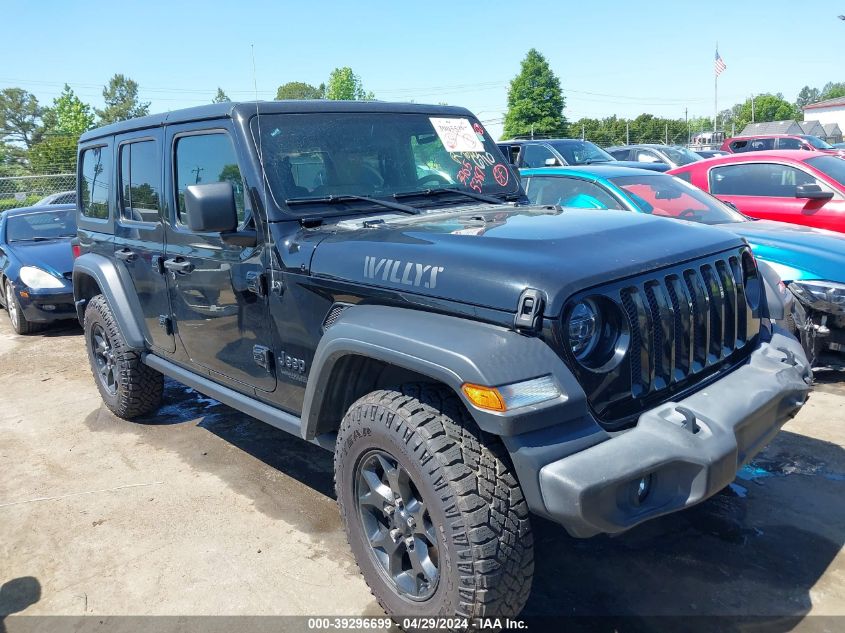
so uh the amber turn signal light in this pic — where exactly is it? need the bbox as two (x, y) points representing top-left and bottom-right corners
(461, 383), (507, 412)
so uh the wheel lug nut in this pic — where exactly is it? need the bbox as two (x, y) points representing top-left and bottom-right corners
(389, 528), (402, 542)
(405, 536), (415, 550)
(384, 505), (394, 515)
(406, 517), (416, 529)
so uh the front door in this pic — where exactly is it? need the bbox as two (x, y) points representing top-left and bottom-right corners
(113, 130), (175, 353)
(163, 122), (276, 392)
(709, 161), (845, 231)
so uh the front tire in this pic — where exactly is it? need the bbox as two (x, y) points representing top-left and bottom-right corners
(84, 294), (163, 418)
(334, 385), (534, 624)
(5, 281), (42, 335)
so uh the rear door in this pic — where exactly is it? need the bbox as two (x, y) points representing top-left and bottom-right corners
(708, 161), (845, 229)
(163, 121), (276, 392)
(113, 130), (175, 353)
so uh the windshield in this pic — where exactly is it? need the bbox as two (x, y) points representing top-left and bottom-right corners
(609, 174), (746, 225)
(802, 135), (834, 150)
(660, 146), (701, 166)
(549, 140), (614, 165)
(250, 113), (519, 212)
(806, 155), (845, 186)
(6, 209), (76, 242)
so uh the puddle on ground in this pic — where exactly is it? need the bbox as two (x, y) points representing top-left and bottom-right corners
(738, 453), (845, 483)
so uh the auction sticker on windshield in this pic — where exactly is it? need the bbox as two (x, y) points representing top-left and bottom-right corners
(429, 117), (485, 152)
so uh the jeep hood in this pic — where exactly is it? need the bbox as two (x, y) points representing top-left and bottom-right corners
(308, 205), (745, 315)
(721, 219), (845, 283)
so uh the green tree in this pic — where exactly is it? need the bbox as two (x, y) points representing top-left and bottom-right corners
(0, 88), (44, 148)
(212, 88), (231, 103)
(820, 81), (845, 100)
(735, 93), (798, 131)
(276, 81), (325, 100)
(29, 135), (78, 174)
(96, 74), (150, 125)
(325, 68), (373, 100)
(503, 49), (566, 139)
(795, 85), (821, 109)
(50, 84), (94, 136)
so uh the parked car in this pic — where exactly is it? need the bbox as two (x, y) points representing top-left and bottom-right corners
(519, 165), (845, 366)
(833, 142), (845, 149)
(497, 138), (671, 171)
(0, 204), (77, 334)
(605, 144), (702, 169)
(34, 190), (77, 206)
(668, 150), (845, 234)
(694, 149), (729, 159)
(72, 101), (810, 623)
(721, 134), (845, 156)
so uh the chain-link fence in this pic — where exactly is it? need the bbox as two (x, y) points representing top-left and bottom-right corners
(0, 173), (76, 211)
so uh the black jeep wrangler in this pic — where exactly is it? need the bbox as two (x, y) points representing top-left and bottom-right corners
(72, 101), (811, 623)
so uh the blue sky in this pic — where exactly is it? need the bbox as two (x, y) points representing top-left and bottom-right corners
(3, 0), (844, 138)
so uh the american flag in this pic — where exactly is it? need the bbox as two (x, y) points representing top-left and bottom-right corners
(714, 49), (727, 76)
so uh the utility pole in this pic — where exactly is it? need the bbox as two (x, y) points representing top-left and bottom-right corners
(751, 94), (756, 123)
(581, 123), (585, 141)
(665, 123), (669, 145)
(191, 166), (205, 184)
(685, 108), (689, 146)
(626, 121), (630, 145)
(530, 124), (534, 140)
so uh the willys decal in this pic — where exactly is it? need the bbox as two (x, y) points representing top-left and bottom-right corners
(363, 256), (445, 289)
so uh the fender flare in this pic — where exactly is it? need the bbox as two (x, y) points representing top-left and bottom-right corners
(72, 253), (148, 350)
(300, 305), (588, 439)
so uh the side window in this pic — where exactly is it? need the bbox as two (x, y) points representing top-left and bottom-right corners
(710, 163), (821, 197)
(609, 149), (631, 161)
(674, 171), (692, 183)
(749, 138), (774, 151)
(119, 140), (161, 223)
(80, 146), (111, 219)
(522, 144), (557, 168)
(174, 132), (246, 225)
(730, 140), (749, 152)
(776, 137), (803, 150)
(526, 177), (623, 210)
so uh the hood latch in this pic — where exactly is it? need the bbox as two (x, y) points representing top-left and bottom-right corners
(514, 288), (545, 333)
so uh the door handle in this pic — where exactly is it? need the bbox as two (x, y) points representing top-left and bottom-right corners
(163, 258), (195, 274)
(115, 248), (137, 262)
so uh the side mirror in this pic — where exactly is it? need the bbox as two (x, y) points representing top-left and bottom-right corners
(544, 157), (560, 167)
(184, 182), (238, 233)
(795, 183), (834, 201)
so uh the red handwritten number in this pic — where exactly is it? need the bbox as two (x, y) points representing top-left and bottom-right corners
(493, 164), (509, 187)
(473, 122), (484, 136)
(470, 165), (485, 192)
(457, 161), (472, 185)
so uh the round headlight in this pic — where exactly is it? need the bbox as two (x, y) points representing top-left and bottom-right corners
(568, 300), (601, 361)
(565, 296), (630, 371)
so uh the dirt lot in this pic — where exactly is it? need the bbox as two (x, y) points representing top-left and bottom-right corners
(1, 317), (844, 628)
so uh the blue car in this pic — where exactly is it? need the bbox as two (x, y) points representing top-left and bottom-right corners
(0, 204), (78, 334)
(520, 165), (845, 366)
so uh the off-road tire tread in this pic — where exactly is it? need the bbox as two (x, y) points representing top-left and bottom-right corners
(334, 384), (533, 623)
(84, 294), (163, 419)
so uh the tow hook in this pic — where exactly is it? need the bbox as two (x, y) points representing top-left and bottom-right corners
(674, 406), (700, 434)
(777, 347), (798, 367)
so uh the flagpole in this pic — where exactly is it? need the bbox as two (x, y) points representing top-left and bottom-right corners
(714, 43), (718, 135)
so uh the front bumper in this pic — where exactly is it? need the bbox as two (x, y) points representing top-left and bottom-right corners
(14, 284), (77, 323)
(537, 330), (811, 537)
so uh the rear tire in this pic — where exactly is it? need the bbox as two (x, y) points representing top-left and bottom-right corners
(84, 294), (163, 418)
(334, 384), (533, 626)
(5, 281), (42, 335)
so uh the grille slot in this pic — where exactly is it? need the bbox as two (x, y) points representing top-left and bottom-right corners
(322, 304), (350, 331)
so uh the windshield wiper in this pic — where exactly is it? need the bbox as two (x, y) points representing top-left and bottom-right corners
(285, 194), (420, 215)
(393, 187), (505, 205)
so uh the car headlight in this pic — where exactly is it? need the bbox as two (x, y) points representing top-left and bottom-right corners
(18, 266), (65, 289)
(565, 297), (629, 371)
(789, 280), (845, 315)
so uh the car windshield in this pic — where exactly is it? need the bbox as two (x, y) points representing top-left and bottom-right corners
(549, 140), (614, 165)
(801, 135), (835, 150)
(806, 155), (845, 186)
(6, 209), (76, 242)
(660, 146), (701, 166)
(609, 174), (746, 225)
(250, 113), (519, 212)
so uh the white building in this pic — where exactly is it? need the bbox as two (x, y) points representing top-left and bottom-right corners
(803, 97), (845, 140)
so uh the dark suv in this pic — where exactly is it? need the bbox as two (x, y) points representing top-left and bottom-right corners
(73, 101), (811, 623)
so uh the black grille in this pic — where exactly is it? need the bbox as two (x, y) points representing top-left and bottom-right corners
(322, 303), (349, 331)
(560, 248), (760, 427)
(622, 253), (753, 397)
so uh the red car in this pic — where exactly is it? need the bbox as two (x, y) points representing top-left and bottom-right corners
(668, 150), (845, 233)
(721, 134), (845, 156)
